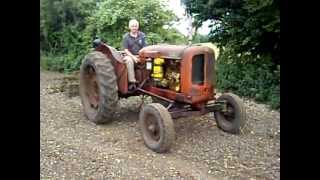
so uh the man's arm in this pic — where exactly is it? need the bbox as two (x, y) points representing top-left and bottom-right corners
(124, 49), (139, 63)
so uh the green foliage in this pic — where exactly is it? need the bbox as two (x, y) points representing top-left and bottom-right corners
(147, 32), (164, 45)
(161, 28), (188, 45)
(192, 33), (209, 43)
(40, 0), (95, 52)
(183, 0), (279, 64)
(216, 48), (280, 109)
(147, 28), (188, 45)
(85, 0), (186, 48)
(40, 0), (187, 73)
(41, 51), (84, 74)
(183, 0), (280, 109)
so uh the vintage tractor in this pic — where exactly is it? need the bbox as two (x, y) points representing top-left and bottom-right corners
(79, 40), (246, 153)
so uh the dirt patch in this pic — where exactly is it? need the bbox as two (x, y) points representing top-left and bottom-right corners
(40, 70), (280, 179)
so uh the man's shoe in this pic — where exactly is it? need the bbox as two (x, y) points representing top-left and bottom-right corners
(128, 83), (136, 91)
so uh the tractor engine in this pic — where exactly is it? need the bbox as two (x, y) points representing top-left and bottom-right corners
(146, 57), (181, 92)
(138, 44), (216, 105)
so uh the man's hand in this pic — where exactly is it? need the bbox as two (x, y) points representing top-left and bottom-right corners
(124, 49), (140, 63)
(132, 56), (140, 63)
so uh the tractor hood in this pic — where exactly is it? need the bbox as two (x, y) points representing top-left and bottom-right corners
(139, 44), (190, 59)
(139, 44), (214, 60)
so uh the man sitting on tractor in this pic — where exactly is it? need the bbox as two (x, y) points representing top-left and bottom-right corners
(122, 19), (147, 91)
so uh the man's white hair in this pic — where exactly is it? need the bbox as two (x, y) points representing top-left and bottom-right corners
(129, 19), (139, 28)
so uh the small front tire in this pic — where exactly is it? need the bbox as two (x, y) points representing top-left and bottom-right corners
(139, 103), (175, 153)
(214, 93), (246, 134)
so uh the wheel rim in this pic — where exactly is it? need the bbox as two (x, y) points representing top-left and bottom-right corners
(144, 114), (161, 142)
(83, 65), (100, 112)
(223, 103), (236, 122)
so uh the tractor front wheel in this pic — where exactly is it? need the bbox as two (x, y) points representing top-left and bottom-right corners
(214, 93), (246, 134)
(139, 103), (175, 153)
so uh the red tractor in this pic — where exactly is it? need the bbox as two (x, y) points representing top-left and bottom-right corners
(79, 41), (246, 153)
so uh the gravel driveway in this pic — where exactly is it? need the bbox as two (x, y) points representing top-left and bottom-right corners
(40, 70), (280, 180)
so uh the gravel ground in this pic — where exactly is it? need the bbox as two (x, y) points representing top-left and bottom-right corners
(40, 70), (280, 180)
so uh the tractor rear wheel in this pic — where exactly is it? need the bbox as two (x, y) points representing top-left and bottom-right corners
(214, 93), (246, 134)
(139, 103), (175, 153)
(79, 51), (119, 124)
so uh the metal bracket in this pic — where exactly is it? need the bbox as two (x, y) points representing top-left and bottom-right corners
(136, 88), (174, 104)
(205, 100), (227, 112)
(166, 102), (174, 110)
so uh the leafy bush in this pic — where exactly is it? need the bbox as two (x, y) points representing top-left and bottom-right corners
(216, 48), (280, 109)
(40, 0), (188, 73)
(40, 51), (85, 74)
(183, 0), (280, 109)
(183, 0), (280, 66)
(192, 33), (209, 43)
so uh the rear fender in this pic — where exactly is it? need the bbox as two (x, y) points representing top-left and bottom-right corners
(95, 43), (124, 64)
(95, 43), (129, 94)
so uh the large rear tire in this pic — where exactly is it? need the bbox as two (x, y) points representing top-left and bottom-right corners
(139, 103), (175, 153)
(214, 93), (246, 134)
(79, 51), (119, 124)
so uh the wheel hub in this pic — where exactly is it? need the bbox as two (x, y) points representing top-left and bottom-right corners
(148, 124), (156, 132)
(225, 107), (235, 115)
(146, 116), (160, 141)
(223, 105), (235, 121)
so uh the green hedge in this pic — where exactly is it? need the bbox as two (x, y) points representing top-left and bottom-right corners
(216, 51), (280, 110)
(40, 51), (84, 74)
